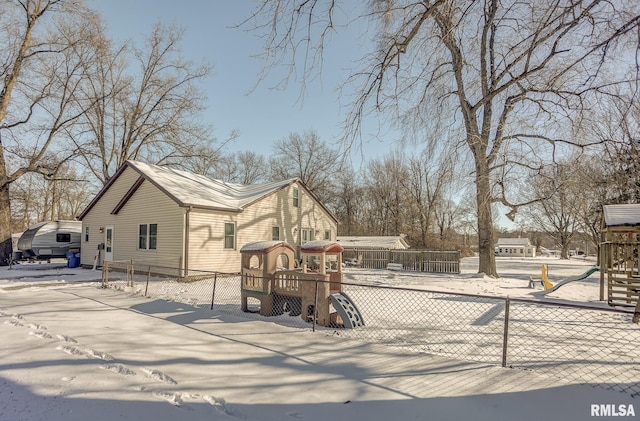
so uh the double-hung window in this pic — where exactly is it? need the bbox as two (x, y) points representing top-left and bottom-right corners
(293, 188), (299, 207)
(224, 222), (236, 249)
(138, 224), (158, 250)
(272, 226), (281, 241)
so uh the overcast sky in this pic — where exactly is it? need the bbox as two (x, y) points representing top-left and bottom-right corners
(85, 0), (402, 167)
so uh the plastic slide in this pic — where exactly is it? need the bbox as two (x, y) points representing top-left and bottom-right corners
(534, 266), (600, 296)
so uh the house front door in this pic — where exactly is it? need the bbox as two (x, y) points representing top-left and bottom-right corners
(104, 226), (114, 262)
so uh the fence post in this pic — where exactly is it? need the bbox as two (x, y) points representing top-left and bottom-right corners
(145, 265), (151, 296)
(101, 261), (108, 288)
(502, 297), (510, 367)
(128, 259), (134, 287)
(210, 273), (218, 310)
(313, 280), (319, 332)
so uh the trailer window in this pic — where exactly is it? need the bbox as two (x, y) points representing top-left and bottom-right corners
(56, 233), (71, 243)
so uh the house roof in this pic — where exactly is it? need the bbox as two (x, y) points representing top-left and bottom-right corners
(496, 238), (532, 247)
(603, 204), (640, 227)
(79, 160), (337, 223)
(336, 236), (410, 249)
(126, 160), (297, 211)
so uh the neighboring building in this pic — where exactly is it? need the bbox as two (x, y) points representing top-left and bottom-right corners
(495, 238), (536, 257)
(78, 160), (338, 273)
(337, 236), (409, 250)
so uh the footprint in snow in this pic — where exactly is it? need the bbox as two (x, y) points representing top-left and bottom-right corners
(56, 334), (77, 343)
(100, 363), (137, 376)
(142, 367), (177, 385)
(29, 330), (53, 339)
(153, 390), (183, 406)
(57, 344), (84, 356)
(28, 323), (47, 330)
(84, 348), (115, 361)
(203, 396), (239, 418)
(4, 319), (23, 327)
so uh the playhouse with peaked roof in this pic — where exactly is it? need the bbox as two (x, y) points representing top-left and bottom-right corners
(600, 204), (640, 306)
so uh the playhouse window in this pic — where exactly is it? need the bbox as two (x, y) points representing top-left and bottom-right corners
(272, 226), (280, 241)
(293, 188), (299, 207)
(324, 230), (331, 240)
(138, 224), (158, 250)
(224, 222), (236, 249)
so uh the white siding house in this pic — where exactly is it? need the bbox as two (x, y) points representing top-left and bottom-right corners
(495, 238), (536, 257)
(337, 236), (410, 250)
(78, 160), (338, 273)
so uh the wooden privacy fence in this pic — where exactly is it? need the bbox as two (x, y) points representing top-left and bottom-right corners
(342, 248), (460, 274)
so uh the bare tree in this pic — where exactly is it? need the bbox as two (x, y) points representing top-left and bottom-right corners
(246, 0), (640, 276)
(71, 22), (215, 184)
(362, 153), (408, 236)
(332, 165), (365, 235)
(522, 160), (583, 259)
(0, 0), (95, 263)
(210, 150), (269, 184)
(403, 147), (455, 247)
(269, 130), (341, 202)
(10, 163), (91, 230)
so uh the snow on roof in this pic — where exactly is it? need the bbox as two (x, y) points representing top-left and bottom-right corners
(301, 240), (344, 253)
(240, 241), (295, 254)
(496, 238), (532, 247)
(603, 204), (640, 227)
(337, 236), (409, 249)
(126, 160), (297, 211)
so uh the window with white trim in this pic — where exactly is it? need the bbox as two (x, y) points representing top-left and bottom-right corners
(301, 228), (313, 243)
(224, 222), (236, 249)
(293, 188), (299, 207)
(324, 230), (331, 240)
(138, 224), (158, 250)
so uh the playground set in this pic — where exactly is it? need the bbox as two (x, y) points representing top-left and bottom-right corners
(599, 204), (640, 307)
(529, 264), (599, 296)
(530, 204), (640, 308)
(240, 240), (365, 328)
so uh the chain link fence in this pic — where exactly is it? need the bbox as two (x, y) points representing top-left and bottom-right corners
(101, 260), (640, 396)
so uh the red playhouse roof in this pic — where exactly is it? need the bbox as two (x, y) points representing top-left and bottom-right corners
(301, 240), (344, 254)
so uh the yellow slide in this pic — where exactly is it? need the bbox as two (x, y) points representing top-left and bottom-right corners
(529, 264), (554, 290)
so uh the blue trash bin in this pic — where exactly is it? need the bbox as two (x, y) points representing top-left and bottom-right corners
(67, 252), (80, 268)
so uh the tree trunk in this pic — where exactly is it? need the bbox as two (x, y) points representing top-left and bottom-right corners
(476, 159), (498, 277)
(0, 155), (12, 265)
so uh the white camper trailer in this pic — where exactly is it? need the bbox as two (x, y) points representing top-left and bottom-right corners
(17, 220), (82, 259)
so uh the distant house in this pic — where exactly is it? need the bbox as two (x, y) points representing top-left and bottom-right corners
(495, 238), (536, 257)
(337, 236), (410, 250)
(78, 160), (338, 274)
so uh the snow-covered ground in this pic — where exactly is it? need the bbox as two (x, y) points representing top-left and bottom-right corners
(0, 256), (638, 421)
